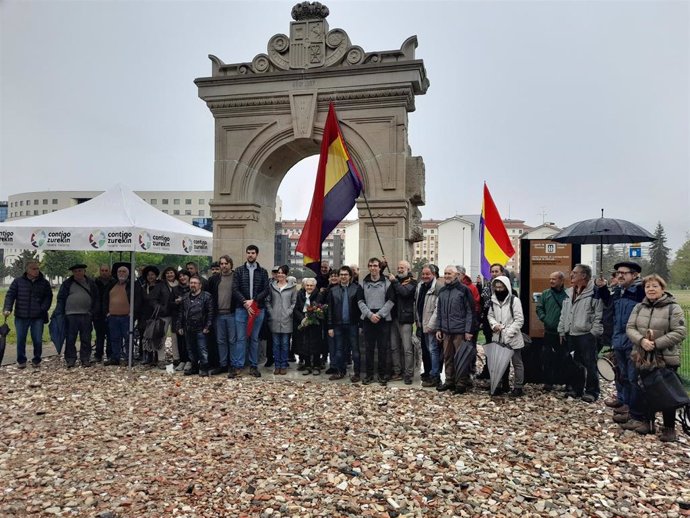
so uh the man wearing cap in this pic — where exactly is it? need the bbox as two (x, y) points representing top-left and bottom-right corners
(56, 264), (99, 368)
(595, 261), (646, 426)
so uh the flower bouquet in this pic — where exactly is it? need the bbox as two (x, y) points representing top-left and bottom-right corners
(299, 303), (328, 330)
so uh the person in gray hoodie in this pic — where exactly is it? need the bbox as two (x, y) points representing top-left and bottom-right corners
(357, 257), (395, 385)
(557, 264), (603, 402)
(266, 265), (297, 375)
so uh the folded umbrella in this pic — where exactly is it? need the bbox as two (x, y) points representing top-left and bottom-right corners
(0, 317), (10, 365)
(453, 340), (475, 385)
(49, 312), (66, 355)
(483, 340), (514, 395)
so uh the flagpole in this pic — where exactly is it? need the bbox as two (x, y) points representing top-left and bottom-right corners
(360, 189), (389, 274)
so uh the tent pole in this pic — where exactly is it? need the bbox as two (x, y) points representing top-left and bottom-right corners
(128, 251), (136, 368)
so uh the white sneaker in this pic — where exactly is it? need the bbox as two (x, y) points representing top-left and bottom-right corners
(175, 362), (185, 372)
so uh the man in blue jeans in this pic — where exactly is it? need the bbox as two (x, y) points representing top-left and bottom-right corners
(56, 263), (99, 368)
(595, 262), (646, 428)
(177, 276), (214, 376)
(3, 260), (53, 368)
(231, 245), (269, 379)
(327, 266), (362, 381)
(208, 254), (236, 376)
(104, 265), (136, 366)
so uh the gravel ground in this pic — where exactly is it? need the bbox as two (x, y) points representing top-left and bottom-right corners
(1, 358), (689, 518)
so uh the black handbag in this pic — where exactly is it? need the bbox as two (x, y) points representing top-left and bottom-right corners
(142, 306), (166, 351)
(638, 365), (690, 413)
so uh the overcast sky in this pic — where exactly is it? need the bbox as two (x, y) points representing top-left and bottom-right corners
(1, 0), (688, 250)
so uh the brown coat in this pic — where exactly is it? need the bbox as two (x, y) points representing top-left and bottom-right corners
(626, 293), (686, 368)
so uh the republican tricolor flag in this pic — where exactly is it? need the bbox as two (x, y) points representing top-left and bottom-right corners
(297, 103), (364, 272)
(480, 182), (515, 279)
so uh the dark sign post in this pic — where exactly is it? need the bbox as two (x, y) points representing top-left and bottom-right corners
(519, 238), (581, 338)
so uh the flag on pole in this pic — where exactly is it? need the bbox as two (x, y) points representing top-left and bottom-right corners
(480, 182), (515, 279)
(297, 102), (364, 272)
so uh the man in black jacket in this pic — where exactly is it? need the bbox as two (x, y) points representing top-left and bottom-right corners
(327, 266), (362, 381)
(56, 263), (99, 368)
(232, 244), (270, 378)
(93, 264), (114, 362)
(3, 260), (53, 368)
(177, 276), (214, 376)
(429, 266), (475, 393)
(388, 260), (417, 385)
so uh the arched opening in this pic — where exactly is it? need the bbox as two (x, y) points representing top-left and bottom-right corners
(275, 155), (357, 274)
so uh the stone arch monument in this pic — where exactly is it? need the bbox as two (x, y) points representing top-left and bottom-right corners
(195, 2), (429, 266)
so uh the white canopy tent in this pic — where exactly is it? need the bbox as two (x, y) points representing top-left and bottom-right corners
(0, 184), (213, 366)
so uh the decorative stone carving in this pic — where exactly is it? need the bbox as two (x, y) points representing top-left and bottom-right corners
(289, 92), (318, 138)
(196, 2), (429, 266)
(291, 2), (329, 21)
(206, 2), (427, 79)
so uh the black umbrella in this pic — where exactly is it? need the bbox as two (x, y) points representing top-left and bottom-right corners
(453, 340), (475, 386)
(0, 316), (10, 365)
(550, 210), (655, 272)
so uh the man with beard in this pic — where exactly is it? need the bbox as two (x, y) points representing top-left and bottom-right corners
(177, 276), (214, 376)
(208, 255), (236, 376)
(388, 260), (417, 384)
(232, 245), (270, 378)
(416, 264), (443, 387)
(596, 262), (645, 426)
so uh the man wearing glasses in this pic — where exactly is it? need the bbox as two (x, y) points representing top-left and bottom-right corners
(557, 264), (603, 402)
(595, 262), (645, 428)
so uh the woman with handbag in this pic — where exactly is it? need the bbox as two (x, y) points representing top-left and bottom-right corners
(626, 274), (687, 442)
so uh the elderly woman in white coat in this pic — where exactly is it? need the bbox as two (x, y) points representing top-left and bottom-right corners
(487, 275), (526, 397)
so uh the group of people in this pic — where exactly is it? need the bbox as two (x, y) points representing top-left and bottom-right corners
(536, 261), (686, 442)
(2, 250), (686, 440)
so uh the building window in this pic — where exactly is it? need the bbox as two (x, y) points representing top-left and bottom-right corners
(162, 199), (168, 205)
(43, 199), (48, 205)
(198, 199), (205, 205)
(173, 199), (180, 205)
(198, 210), (205, 217)
(19, 211), (23, 216)
(184, 210), (192, 215)
(52, 199), (58, 204)
(185, 199), (192, 205)
(430, 229), (435, 234)
(173, 210), (180, 215)
(150, 199), (157, 205)
(33, 210), (38, 215)
(19, 201), (23, 206)
(162, 210), (169, 214)
(34, 200), (38, 205)
(43, 210), (47, 214)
